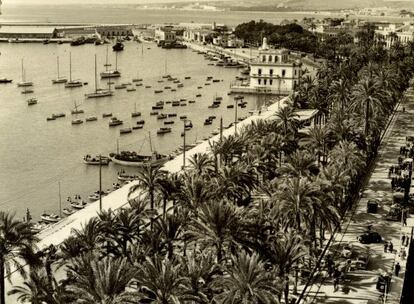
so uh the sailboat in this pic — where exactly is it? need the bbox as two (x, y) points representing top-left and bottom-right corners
(17, 59), (33, 87)
(131, 103), (141, 117)
(52, 56), (67, 84)
(71, 100), (84, 114)
(85, 54), (113, 98)
(64, 52), (83, 88)
(100, 48), (121, 79)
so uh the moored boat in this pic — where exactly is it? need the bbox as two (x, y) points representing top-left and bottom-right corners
(157, 127), (171, 134)
(0, 78), (12, 83)
(83, 154), (110, 165)
(102, 112), (113, 118)
(40, 213), (61, 223)
(120, 127), (132, 134)
(110, 151), (171, 167)
(71, 119), (83, 125)
(109, 117), (123, 126)
(85, 116), (98, 122)
(62, 208), (76, 216)
(27, 98), (37, 105)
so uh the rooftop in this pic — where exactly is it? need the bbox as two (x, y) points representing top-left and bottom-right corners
(0, 26), (56, 34)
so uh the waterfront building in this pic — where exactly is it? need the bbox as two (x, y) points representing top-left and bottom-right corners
(0, 26), (57, 39)
(375, 22), (414, 48)
(154, 26), (177, 44)
(231, 38), (302, 95)
(212, 34), (244, 48)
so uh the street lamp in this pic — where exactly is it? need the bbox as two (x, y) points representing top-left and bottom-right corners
(234, 95), (243, 135)
(182, 119), (192, 169)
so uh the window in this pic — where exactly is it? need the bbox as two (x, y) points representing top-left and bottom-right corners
(282, 69), (286, 77)
(294, 70), (297, 76)
(270, 69), (273, 75)
(268, 55), (272, 62)
(258, 68), (262, 75)
(293, 80), (297, 89)
(262, 55), (266, 62)
(270, 79), (273, 85)
(275, 56), (278, 62)
(264, 79), (267, 85)
(258, 79), (261, 85)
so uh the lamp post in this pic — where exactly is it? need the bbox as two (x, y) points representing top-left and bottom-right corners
(99, 154), (102, 212)
(234, 96), (243, 135)
(182, 119), (192, 169)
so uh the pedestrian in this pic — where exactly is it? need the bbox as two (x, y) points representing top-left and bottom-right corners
(389, 241), (394, 253)
(405, 236), (410, 247)
(403, 214), (408, 226)
(333, 277), (339, 292)
(395, 262), (401, 276)
(384, 242), (388, 253)
(402, 234), (406, 245)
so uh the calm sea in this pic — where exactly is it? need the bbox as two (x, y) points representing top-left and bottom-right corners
(0, 40), (266, 220)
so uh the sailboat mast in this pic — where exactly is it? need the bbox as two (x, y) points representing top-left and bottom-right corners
(115, 52), (118, 72)
(164, 56), (167, 75)
(105, 45), (109, 71)
(69, 53), (72, 82)
(21, 59), (24, 82)
(148, 131), (153, 153)
(94, 54), (98, 93)
(58, 181), (62, 218)
(57, 56), (60, 79)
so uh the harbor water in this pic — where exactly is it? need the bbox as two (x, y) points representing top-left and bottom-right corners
(0, 41), (268, 219)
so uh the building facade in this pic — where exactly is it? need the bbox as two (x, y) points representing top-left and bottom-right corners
(154, 26), (176, 43)
(249, 38), (302, 94)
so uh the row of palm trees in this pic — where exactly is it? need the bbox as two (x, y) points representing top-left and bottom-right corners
(2, 26), (414, 304)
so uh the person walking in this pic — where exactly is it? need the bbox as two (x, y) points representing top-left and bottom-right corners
(333, 277), (339, 292)
(402, 234), (406, 245)
(384, 242), (388, 253)
(395, 262), (401, 276)
(389, 241), (394, 253)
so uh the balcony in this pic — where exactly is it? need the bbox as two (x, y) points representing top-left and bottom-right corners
(251, 73), (296, 79)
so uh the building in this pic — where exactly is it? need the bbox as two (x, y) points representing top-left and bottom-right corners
(154, 26), (176, 44)
(0, 26), (57, 39)
(95, 25), (133, 37)
(247, 38), (302, 95)
(375, 22), (414, 48)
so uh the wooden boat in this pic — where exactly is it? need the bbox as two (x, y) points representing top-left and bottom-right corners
(136, 83), (143, 87)
(120, 128), (132, 134)
(41, 213), (61, 223)
(197, 86), (203, 89)
(114, 84), (127, 89)
(101, 46), (121, 78)
(21, 88), (34, 94)
(83, 155), (110, 165)
(154, 90), (163, 93)
(53, 113), (66, 118)
(69, 199), (87, 210)
(157, 127), (172, 134)
(86, 55), (113, 98)
(131, 104), (141, 117)
(179, 115), (187, 120)
(71, 119), (83, 125)
(71, 101), (84, 114)
(157, 114), (167, 120)
(189, 100), (195, 104)
(145, 85), (152, 88)
(46, 116), (56, 121)
(85, 116), (98, 122)
(111, 151), (171, 167)
(152, 105), (163, 110)
(65, 53), (83, 88)
(184, 76), (191, 79)
(62, 208), (76, 216)
(164, 121), (174, 125)
(196, 94), (202, 97)
(17, 59), (33, 87)
(112, 41), (124, 52)
(109, 117), (123, 126)
(172, 101), (180, 107)
(150, 111), (159, 116)
(168, 113), (177, 117)
(132, 78), (143, 82)
(102, 113), (113, 118)
(0, 78), (12, 83)
(133, 125), (143, 130)
(227, 105), (234, 108)
(88, 190), (108, 201)
(136, 120), (145, 124)
(177, 83), (184, 88)
(27, 98), (37, 105)
(127, 87), (136, 92)
(52, 56), (68, 84)
(156, 101), (165, 106)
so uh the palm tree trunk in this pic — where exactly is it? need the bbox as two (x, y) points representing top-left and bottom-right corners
(365, 98), (370, 139)
(0, 256), (5, 304)
(217, 242), (223, 262)
(163, 197), (167, 220)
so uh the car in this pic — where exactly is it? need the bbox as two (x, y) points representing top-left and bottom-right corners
(357, 231), (382, 244)
(351, 253), (370, 270)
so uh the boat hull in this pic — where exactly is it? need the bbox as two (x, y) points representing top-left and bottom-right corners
(110, 156), (169, 167)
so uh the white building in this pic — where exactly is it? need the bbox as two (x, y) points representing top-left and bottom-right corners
(154, 26), (176, 44)
(375, 22), (414, 48)
(248, 38), (302, 94)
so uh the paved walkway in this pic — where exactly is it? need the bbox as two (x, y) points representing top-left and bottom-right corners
(297, 90), (414, 304)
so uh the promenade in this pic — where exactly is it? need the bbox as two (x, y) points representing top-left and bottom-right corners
(296, 90), (414, 304)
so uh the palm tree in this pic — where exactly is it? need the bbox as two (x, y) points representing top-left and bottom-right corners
(8, 269), (49, 304)
(275, 105), (299, 137)
(278, 150), (318, 178)
(67, 254), (138, 303)
(136, 255), (191, 303)
(186, 200), (238, 262)
(179, 172), (212, 212)
(351, 77), (386, 143)
(71, 217), (103, 253)
(129, 164), (165, 212)
(0, 212), (38, 304)
(306, 125), (331, 166)
(212, 251), (281, 304)
(188, 153), (214, 176)
(154, 213), (185, 259)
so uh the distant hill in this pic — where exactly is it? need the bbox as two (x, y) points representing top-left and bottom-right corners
(217, 0), (414, 11)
